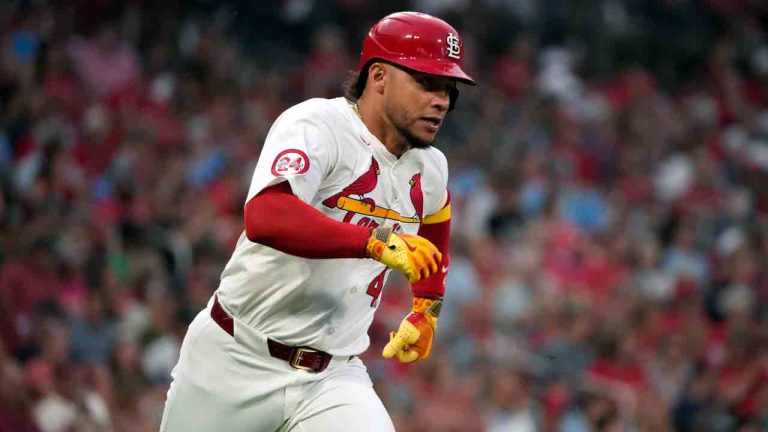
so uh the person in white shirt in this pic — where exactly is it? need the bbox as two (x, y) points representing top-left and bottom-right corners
(160, 11), (475, 432)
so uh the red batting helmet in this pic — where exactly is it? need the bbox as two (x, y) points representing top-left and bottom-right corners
(359, 11), (476, 85)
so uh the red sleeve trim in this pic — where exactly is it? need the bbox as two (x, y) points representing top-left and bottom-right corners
(244, 182), (370, 259)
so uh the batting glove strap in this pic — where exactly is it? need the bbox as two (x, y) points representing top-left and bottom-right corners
(411, 297), (442, 318)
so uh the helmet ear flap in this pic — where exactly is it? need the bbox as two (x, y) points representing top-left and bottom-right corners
(448, 86), (459, 112)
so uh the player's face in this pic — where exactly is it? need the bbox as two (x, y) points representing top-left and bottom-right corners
(384, 66), (455, 149)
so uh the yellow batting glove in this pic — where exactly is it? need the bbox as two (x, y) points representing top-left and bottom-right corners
(366, 227), (441, 282)
(382, 297), (442, 363)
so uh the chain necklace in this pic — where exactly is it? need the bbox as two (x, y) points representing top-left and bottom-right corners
(350, 100), (362, 120)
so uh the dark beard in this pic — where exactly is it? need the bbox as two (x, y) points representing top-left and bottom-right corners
(394, 121), (433, 149)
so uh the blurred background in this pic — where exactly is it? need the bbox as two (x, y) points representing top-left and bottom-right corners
(1, 0), (768, 431)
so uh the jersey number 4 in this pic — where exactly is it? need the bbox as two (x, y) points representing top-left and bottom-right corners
(366, 269), (388, 307)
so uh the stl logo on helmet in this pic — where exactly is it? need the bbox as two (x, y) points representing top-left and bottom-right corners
(446, 33), (461, 59)
(271, 149), (310, 176)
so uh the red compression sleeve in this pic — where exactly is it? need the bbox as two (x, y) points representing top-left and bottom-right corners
(244, 182), (370, 259)
(411, 215), (451, 299)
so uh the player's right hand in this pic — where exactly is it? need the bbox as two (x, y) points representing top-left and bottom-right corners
(366, 227), (441, 282)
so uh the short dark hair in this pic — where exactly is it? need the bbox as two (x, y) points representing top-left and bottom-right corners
(343, 61), (373, 102)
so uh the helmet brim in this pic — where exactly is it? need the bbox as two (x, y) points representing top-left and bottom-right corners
(369, 57), (476, 86)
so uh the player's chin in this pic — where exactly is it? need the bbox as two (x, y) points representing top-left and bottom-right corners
(410, 125), (439, 148)
(409, 134), (435, 149)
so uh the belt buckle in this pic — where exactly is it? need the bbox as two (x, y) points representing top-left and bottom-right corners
(289, 347), (319, 372)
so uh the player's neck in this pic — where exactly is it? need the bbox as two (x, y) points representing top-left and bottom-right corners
(355, 97), (408, 158)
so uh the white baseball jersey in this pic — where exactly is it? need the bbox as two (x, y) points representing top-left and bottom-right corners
(215, 97), (449, 356)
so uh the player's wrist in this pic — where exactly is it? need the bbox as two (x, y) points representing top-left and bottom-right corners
(365, 227), (392, 260)
(411, 296), (442, 313)
(410, 297), (441, 328)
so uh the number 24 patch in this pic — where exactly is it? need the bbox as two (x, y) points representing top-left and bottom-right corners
(271, 149), (310, 176)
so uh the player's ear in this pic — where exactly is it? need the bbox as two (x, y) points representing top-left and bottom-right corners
(368, 62), (387, 95)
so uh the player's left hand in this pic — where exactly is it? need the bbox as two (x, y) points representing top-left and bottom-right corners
(382, 297), (442, 363)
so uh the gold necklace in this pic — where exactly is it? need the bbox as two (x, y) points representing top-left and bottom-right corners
(350, 100), (362, 120)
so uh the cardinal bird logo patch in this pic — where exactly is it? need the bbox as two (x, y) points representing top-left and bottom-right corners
(323, 159), (423, 225)
(323, 157), (380, 210)
(272, 150), (310, 176)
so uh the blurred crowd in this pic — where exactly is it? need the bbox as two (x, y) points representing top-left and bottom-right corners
(2, 0), (768, 431)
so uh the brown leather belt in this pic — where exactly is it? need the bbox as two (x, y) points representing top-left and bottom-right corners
(210, 295), (333, 373)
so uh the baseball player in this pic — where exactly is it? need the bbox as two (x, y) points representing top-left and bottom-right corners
(160, 11), (475, 432)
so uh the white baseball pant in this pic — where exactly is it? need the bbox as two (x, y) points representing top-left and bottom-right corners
(159, 302), (395, 432)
